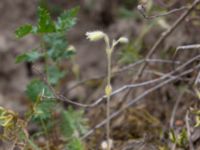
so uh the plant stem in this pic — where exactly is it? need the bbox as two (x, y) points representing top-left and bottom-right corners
(106, 51), (112, 150)
(40, 35), (49, 80)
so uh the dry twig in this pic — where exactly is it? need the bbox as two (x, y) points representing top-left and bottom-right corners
(138, 5), (188, 20)
(82, 63), (200, 139)
(35, 55), (200, 108)
(137, 0), (200, 79)
(67, 59), (180, 92)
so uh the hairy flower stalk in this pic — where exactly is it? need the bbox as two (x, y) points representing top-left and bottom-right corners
(105, 39), (112, 150)
(86, 31), (128, 150)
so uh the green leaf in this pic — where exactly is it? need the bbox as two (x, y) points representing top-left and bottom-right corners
(61, 107), (88, 138)
(37, 7), (56, 33)
(32, 100), (55, 121)
(67, 138), (84, 150)
(26, 79), (52, 102)
(44, 33), (67, 61)
(195, 116), (200, 127)
(56, 7), (79, 32)
(177, 128), (187, 147)
(16, 51), (42, 63)
(15, 24), (33, 38)
(47, 66), (66, 85)
(26, 79), (55, 121)
(43, 33), (75, 61)
(169, 129), (176, 143)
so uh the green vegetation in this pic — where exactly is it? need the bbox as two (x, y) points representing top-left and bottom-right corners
(0, 5), (87, 150)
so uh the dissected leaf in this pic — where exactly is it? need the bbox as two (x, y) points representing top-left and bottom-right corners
(45, 33), (67, 61)
(61, 107), (88, 138)
(56, 7), (79, 32)
(26, 79), (52, 102)
(47, 66), (66, 84)
(43, 33), (75, 61)
(37, 7), (56, 33)
(15, 24), (33, 38)
(16, 51), (42, 63)
(32, 100), (55, 121)
(26, 79), (56, 121)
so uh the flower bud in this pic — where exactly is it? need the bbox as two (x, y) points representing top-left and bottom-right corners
(105, 84), (112, 96)
(118, 37), (129, 44)
(101, 139), (113, 150)
(67, 45), (76, 52)
(86, 31), (105, 42)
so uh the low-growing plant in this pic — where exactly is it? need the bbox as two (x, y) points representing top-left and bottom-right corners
(0, 5), (88, 150)
(0, 3), (129, 149)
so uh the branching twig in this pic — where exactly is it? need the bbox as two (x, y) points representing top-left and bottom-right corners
(136, 0), (200, 79)
(138, 5), (188, 20)
(36, 55), (200, 108)
(82, 64), (200, 139)
(176, 44), (200, 52)
(67, 59), (180, 92)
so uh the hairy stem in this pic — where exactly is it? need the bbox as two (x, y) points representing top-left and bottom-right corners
(106, 51), (112, 150)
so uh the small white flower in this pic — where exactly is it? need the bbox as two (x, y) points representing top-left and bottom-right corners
(86, 31), (105, 42)
(118, 37), (129, 44)
(101, 139), (113, 150)
(67, 45), (76, 52)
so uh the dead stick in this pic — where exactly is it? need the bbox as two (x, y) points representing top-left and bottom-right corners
(136, 0), (200, 79)
(82, 64), (200, 139)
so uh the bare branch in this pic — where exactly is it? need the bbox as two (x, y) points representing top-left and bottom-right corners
(138, 5), (188, 20)
(67, 59), (180, 92)
(136, 0), (200, 79)
(176, 44), (200, 52)
(82, 64), (200, 139)
(37, 55), (200, 108)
